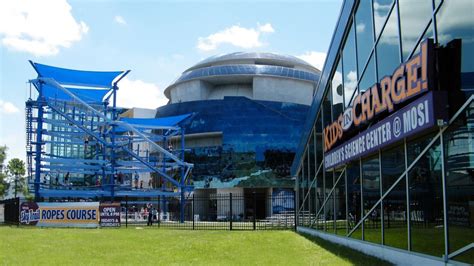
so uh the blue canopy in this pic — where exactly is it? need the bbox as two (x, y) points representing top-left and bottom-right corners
(120, 113), (192, 128)
(42, 84), (110, 104)
(30, 61), (126, 88)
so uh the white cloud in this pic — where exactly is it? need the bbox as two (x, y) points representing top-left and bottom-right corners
(356, 23), (365, 33)
(0, 0), (88, 56)
(0, 100), (20, 114)
(258, 23), (275, 33)
(116, 78), (168, 109)
(297, 51), (326, 70)
(197, 23), (275, 52)
(114, 15), (127, 25)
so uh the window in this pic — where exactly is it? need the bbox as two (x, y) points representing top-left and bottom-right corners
(399, 0), (433, 59)
(407, 136), (444, 257)
(355, 0), (375, 74)
(331, 60), (344, 116)
(381, 145), (407, 250)
(436, 0), (474, 93)
(373, 0), (394, 39)
(443, 101), (474, 264)
(362, 155), (381, 244)
(376, 7), (401, 79)
(342, 25), (358, 107)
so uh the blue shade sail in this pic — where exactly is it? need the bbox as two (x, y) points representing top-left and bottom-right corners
(119, 113), (192, 129)
(31, 61), (125, 88)
(42, 84), (110, 104)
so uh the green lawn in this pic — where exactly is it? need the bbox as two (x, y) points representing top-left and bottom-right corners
(0, 226), (390, 265)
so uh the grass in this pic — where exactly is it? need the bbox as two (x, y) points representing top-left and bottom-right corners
(0, 226), (390, 265)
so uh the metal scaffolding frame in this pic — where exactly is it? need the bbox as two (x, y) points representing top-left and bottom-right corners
(25, 61), (194, 222)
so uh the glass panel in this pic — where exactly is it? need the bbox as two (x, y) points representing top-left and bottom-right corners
(443, 101), (474, 265)
(364, 203), (382, 244)
(322, 90), (332, 127)
(355, 0), (375, 74)
(436, 0), (474, 93)
(358, 54), (376, 94)
(381, 145), (405, 193)
(399, 0), (433, 60)
(383, 177), (408, 250)
(315, 113), (323, 168)
(408, 137), (444, 257)
(381, 144), (408, 250)
(316, 169), (325, 231)
(411, 22), (434, 58)
(347, 161), (362, 234)
(376, 7), (400, 79)
(343, 25), (358, 108)
(362, 155), (381, 244)
(335, 169), (347, 236)
(373, 0), (394, 38)
(332, 60), (344, 116)
(324, 170), (335, 233)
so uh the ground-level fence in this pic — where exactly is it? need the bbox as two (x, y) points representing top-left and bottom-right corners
(121, 192), (296, 230)
(1, 192), (296, 230)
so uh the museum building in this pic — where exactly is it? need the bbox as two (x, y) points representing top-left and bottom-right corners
(291, 0), (473, 264)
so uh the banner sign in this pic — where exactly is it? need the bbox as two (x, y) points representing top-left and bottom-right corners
(324, 39), (434, 152)
(99, 202), (121, 227)
(20, 202), (99, 228)
(324, 91), (445, 169)
(272, 189), (294, 214)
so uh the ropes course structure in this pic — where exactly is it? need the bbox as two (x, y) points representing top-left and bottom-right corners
(25, 61), (194, 221)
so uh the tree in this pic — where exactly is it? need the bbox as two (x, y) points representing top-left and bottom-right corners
(7, 158), (26, 198)
(0, 146), (8, 198)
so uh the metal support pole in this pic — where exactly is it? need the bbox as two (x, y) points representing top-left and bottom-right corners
(192, 194), (195, 230)
(404, 138), (411, 251)
(180, 129), (185, 223)
(110, 85), (118, 201)
(253, 191), (257, 230)
(293, 189), (297, 231)
(125, 195), (128, 228)
(439, 127), (449, 262)
(230, 193), (233, 231)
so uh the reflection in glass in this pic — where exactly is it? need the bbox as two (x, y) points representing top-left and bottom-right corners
(399, 0), (432, 59)
(376, 7), (400, 79)
(325, 170), (334, 233)
(381, 145), (407, 249)
(436, 0), (474, 93)
(323, 91), (332, 127)
(383, 178), (407, 250)
(332, 60), (344, 117)
(316, 169), (325, 231)
(342, 25), (358, 107)
(373, 0), (394, 38)
(335, 169), (347, 236)
(347, 162), (361, 234)
(358, 54), (376, 94)
(355, 0), (375, 74)
(362, 155), (381, 244)
(381, 145), (405, 193)
(443, 101), (474, 264)
(315, 114), (323, 168)
(408, 137), (444, 257)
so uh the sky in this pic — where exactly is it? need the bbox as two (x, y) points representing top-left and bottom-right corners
(0, 0), (343, 162)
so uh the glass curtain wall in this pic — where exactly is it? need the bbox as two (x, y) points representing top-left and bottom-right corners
(296, 0), (474, 264)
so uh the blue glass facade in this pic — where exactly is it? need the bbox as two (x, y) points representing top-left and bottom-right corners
(156, 96), (309, 188)
(292, 0), (474, 264)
